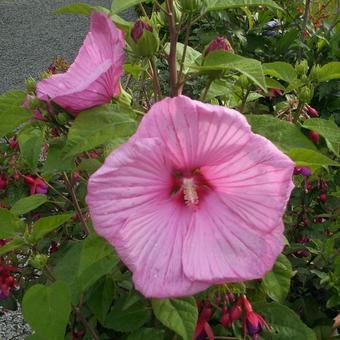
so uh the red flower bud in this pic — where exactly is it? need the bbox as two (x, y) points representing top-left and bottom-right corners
(308, 131), (320, 144)
(205, 37), (233, 56)
(220, 312), (231, 328)
(8, 137), (18, 150)
(131, 20), (153, 43)
(305, 104), (319, 117)
(230, 303), (242, 321)
(319, 193), (327, 203)
(0, 175), (7, 190)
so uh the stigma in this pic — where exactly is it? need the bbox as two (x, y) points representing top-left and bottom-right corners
(182, 177), (199, 209)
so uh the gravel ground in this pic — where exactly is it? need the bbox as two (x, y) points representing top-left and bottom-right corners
(0, 0), (137, 94)
(0, 1), (136, 338)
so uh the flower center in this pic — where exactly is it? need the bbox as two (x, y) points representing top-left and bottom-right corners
(171, 168), (211, 209)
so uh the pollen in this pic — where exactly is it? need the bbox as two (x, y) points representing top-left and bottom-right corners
(182, 178), (199, 208)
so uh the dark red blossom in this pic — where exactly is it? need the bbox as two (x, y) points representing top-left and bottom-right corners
(23, 176), (48, 195)
(131, 20), (153, 43)
(205, 36), (233, 56)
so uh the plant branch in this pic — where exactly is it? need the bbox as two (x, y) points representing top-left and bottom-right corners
(166, 0), (179, 97)
(63, 172), (89, 235)
(298, 0), (311, 61)
(200, 78), (213, 102)
(149, 57), (162, 100)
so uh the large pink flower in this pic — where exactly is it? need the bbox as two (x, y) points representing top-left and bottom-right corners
(86, 96), (294, 298)
(36, 11), (125, 115)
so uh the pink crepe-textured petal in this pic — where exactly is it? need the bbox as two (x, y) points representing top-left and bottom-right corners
(36, 11), (125, 114)
(183, 192), (285, 283)
(114, 203), (209, 298)
(132, 96), (252, 169)
(86, 138), (173, 242)
(86, 137), (209, 297)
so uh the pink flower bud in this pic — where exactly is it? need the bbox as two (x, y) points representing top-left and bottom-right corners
(308, 131), (320, 144)
(205, 37), (233, 56)
(131, 20), (153, 43)
(0, 175), (7, 190)
(305, 104), (319, 117)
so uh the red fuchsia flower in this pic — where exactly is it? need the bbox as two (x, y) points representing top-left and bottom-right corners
(308, 131), (320, 144)
(23, 176), (48, 195)
(268, 88), (283, 97)
(36, 12), (125, 115)
(194, 305), (214, 340)
(294, 166), (311, 177)
(205, 36), (233, 56)
(8, 137), (18, 150)
(131, 20), (153, 43)
(0, 174), (7, 190)
(302, 104), (318, 117)
(242, 295), (271, 340)
(86, 96), (295, 298)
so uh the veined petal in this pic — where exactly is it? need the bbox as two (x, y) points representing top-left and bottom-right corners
(114, 203), (209, 298)
(182, 192), (284, 283)
(86, 138), (173, 242)
(201, 133), (294, 233)
(37, 11), (125, 114)
(133, 96), (252, 169)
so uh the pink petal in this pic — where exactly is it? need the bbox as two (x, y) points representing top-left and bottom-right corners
(86, 138), (173, 242)
(133, 96), (252, 170)
(183, 192), (285, 283)
(36, 11), (125, 114)
(114, 202), (209, 298)
(86, 137), (209, 297)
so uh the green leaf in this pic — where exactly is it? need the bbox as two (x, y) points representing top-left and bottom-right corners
(265, 77), (286, 90)
(17, 125), (44, 170)
(0, 208), (24, 238)
(124, 64), (146, 80)
(110, 14), (132, 32)
(152, 297), (198, 340)
(87, 277), (115, 324)
(78, 158), (102, 175)
(63, 103), (136, 157)
(0, 238), (25, 256)
(288, 148), (339, 169)
(10, 194), (47, 215)
(207, 0), (282, 11)
(54, 3), (109, 16)
(111, 0), (148, 14)
(263, 62), (297, 83)
(53, 235), (119, 304)
(43, 140), (75, 174)
(303, 118), (340, 157)
(191, 51), (266, 91)
(30, 213), (73, 242)
(246, 115), (316, 153)
(127, 328), (165, 340)
(0, 91), (32, 137)
(318, 62), (340, 82)
(105, 291), (151, 332)
(22, 281), (71, 340)
(164, 42), (202, 75)
(262, 254), (293, 303)
(253, 302), (317, 340)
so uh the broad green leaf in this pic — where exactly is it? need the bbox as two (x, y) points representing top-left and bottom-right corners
(0, 238), (25, 256)
(246, 115), (316, 153)
(127, 328), (165, 340)
(22, 281), (71, 340)
(110, 14), (132, 32)
(111, 0), (148, 14)
(105, 292), (151, 332)
(54, 3), (109, 16)
(152, 297), (198, 340)
(124, 64), (146, 80)
(262, 254), (293, 303)
(303, 119), (340, 157)
(17, 125), (44, 170)
(53, 235), (119, 304)
(0, 91), (32, 137)
(191, 51), (266, 91)
(10, 194), (47, 215)
(318, 62), (340, 82)
(164, 42), (202, 75)
(207, 0), (282, 11)
(78, 158), (102, 174)
(87, 277), (115, 324)
(63, 103), (136, 157)
(263, 62), (297, 83)
(253, 302), (317, 340)
(31, 213), (73, 242)
(43, 141), (75, 175)
(288, 148), (339, 169)
(0, 208), (24, 238)
(265, 77), (286, 90)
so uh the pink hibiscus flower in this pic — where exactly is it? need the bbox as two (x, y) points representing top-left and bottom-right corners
(86, 96), (294, 298)
(36, 11), (125, 115)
